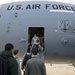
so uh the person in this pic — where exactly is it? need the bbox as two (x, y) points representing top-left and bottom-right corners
(25, 44), (46, 75)
(31, 34), (40, 47)
(21, 47), (31, 75)
(32, 43), (44, 62)
(13, 50), (22, 75)
(0, 43), (18, 75)
(31, 34), (44, 62)
(38, 44), (45, 62)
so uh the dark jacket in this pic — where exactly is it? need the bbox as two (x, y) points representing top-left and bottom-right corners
(23, 54), (31, 66)
(21, 53), (31, 70)
(0, 50), (18, 75)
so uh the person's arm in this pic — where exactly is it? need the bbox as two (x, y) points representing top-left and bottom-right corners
(21, 54), (26, 70)
(31, 38), (34, 46)
(39, 45), (43, 51)
(25, 63), (29, 75)
(21, 57), (25, 70)
(42, 63), (46, 75)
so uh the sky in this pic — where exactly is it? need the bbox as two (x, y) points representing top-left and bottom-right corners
(0, 0), (75, 5)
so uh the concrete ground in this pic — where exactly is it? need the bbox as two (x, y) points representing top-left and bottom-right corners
(46, 63), (75, 75)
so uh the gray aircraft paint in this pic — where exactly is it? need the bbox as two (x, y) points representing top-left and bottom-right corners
(0, 1), (75, 63)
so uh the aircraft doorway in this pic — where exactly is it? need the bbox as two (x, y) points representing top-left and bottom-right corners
(28, 27), (45, 60)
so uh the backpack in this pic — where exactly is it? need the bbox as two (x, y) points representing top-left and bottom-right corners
(0, 55), (12, 75)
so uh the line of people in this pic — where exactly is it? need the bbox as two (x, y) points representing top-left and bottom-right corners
(0, 43), (46, 75)
(21, 43), (45, 75)
(21, 33), (45, 75)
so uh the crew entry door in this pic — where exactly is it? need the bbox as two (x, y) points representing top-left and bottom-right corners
(28, 27), (45, 60)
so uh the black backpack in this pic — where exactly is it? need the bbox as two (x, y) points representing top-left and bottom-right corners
(0, 55), (12, 75)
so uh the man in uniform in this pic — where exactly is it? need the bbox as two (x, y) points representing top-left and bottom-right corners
(25, 44), (46, 75)
(31, 34), (40, 46)
(0, 43), (18, 75)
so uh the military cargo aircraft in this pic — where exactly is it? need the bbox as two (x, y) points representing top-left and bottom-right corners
(0, 1), (75, 63)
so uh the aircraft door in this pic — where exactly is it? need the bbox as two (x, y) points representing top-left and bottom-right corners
(28, 27), (45, 61)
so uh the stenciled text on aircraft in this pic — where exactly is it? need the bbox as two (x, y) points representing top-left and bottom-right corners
(6, 4), (75, 12)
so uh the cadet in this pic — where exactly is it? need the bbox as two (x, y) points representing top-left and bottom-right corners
(21, 47), (31, 75)
(25, 44), (46, 75)
(31, 34), (40, 46)
(0, 43), (18, 75)
(13, 50), (22, 75)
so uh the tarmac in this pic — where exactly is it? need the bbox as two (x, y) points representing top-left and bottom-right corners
(46, 63), (75, 75)
(21, 63), (75, 75)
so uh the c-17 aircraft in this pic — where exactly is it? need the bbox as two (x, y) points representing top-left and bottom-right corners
(0, 1), (75, 64)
